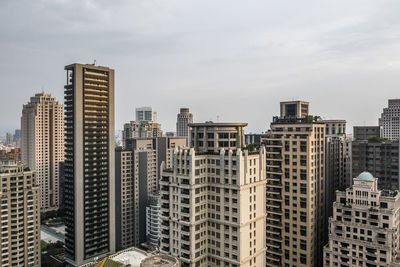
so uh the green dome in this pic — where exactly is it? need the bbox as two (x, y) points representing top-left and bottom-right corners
(357, 172), (374, 181)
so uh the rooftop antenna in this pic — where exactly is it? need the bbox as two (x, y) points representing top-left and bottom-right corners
(217, 115), (220, 122)
(93, 59), (97, 66)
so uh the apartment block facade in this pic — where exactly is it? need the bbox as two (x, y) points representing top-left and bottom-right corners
(324, 172), (400, 266)
(264, 101), (325, 267)
(352, 139), (400, 190)
(21, 92), (64, 211)
(64, 63), (115, 266)
(0, 159), (41, 267)
(115, 136), (186, 250)
(122, 120), (162, 148)
(160, 122), (266, 267)
(380, 99), (400, 140)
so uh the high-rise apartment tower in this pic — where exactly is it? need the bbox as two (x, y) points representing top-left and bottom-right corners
(21, 92), (64, 211)
(160, 122), (266, 267)
(263, 101), (325, 267)
(64, 63), (115, 266)
(0, 159), (41, 267)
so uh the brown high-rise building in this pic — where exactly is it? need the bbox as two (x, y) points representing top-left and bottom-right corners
(264, 101), (325, 267)
(64, 63), (115, 266)
(0, 159), (41, 267)
(21, 92), (64, 211)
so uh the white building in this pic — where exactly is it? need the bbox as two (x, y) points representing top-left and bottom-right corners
(380, 99), (400, 140)
(136, 107), (157, 122)
(21, 92), (64, 211)
(324, 172), (400, 266)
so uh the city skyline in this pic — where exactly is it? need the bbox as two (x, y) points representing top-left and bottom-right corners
(2, 1), (400, 134)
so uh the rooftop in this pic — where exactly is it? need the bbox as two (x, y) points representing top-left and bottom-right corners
(188, 122), (247, 127)
(109, 248), (147, 267)
(140, 254), (178, 267)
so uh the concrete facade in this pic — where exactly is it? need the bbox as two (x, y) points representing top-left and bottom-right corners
(136, 107), (158, 122)
(264, 101), (325, 267)
(21, 92), (64, 211)
(352, 139), (400, 190)
(0, 159), (41, 267)
(324, 172), (400, 266)
(160, 122), (266, 267)
(122, 121), (162, 148)
(64, 63), (115, 266)
(380, 99), (400, 140)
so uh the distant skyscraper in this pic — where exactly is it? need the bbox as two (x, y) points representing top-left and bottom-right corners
(380, 99), (400, 140)
(160, 122), (266, 267)
(176, 108), (193, 143)
(122, 120), (162, 148)
(21, 93), (64, 211)
(263, 101), (325, 267)
(136, 106), (157, 122)
(64, 63), (115, 266)
(5, 132), (13, 146)
(0, 159), (41, 267)
(13, 129), (21, 141)
(324, 172), (400, 266)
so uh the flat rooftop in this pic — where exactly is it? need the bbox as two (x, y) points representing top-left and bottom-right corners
(141, 254), (178, 267)
(110, 248), (147, 267)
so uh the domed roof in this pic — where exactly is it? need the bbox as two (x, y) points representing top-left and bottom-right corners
(357, 171), (374, 181)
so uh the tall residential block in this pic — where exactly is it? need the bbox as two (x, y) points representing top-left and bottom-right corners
(322, 120), (352, 245)
(64, 63), (115, 266)
(136, 106), (157, 122)
(115, 136), (186, 250)
(122, 120), (162, 148)
(380, 99), (400, 140)
(0, 159), (41, 267)
(263, 101), (325, 267)
(352, 126), (400, 190)
(324, 172), (400, 266)
(160, 122), (266, 267)
(176, 108), (193, 142)
(21, 92), (64, 211)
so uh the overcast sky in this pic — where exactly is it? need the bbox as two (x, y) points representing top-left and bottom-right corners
(1, 0), (400, 135)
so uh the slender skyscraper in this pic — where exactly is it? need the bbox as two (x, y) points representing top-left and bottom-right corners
(64, 63), (115, 266)
(21, 93), (64, 211)
(176, 108), (193, 146)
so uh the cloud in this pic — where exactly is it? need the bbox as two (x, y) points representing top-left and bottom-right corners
(1, 0), (400, 134)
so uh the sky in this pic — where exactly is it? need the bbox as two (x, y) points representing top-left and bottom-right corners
(1, 0), (400, 135)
